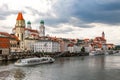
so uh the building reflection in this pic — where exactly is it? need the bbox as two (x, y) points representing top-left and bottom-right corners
(0, 60), (15, 66)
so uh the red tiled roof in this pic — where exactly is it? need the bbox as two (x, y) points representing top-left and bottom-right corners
(31, 33), (38, 36)
(0, 37), (10, 48)
(67, 44), (74, 47)
(95, 37), (106, 41)
(25, 28), (39, 33)
(17, 12), (24, 20)
(0, 32), (10, 37)
(10, 34), (19, 41)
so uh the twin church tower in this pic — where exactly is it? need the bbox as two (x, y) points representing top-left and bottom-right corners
(12, 12), (45, 50)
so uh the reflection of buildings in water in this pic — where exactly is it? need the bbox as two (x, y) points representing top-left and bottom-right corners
(0, 61), (15, 66)
(80, 57), (85, 60)
(104, 56), (120, 69)
(88, 56), (105, 69)
(13, 69), (25, 80)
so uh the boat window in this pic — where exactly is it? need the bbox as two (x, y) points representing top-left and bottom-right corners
(41, 58), (48, 61)
(28, 59), (40, 63)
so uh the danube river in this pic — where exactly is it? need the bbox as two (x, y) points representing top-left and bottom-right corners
(0, 55), (120, 80)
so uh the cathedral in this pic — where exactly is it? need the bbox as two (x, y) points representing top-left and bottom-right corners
(12, 12), (45, 51)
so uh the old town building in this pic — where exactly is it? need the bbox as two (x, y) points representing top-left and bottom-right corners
(0, 12), (114, 54)
(0, 32), (10, 55)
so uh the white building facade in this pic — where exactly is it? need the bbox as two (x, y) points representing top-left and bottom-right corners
(33, 40), (60, 53)
(68, 44), (81, 53)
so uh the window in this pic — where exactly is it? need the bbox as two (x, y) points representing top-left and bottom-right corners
(17, 34), (19, 37)
(21, 33), (23, 41)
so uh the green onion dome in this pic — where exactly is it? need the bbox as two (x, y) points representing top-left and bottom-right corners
(27, 21), (31, 24)
(40, 20), (44, 24)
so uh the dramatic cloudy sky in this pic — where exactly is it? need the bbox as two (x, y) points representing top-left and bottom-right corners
(0, 0), (120, 45)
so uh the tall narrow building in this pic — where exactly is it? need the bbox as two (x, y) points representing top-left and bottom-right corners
(102, 31), (105, 39)
(39, 20), (45, 37)
(27, 21), (31, 29)
(14, 12), (25, 51)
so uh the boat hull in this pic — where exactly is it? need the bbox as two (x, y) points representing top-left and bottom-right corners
(14, 57), (55, 67)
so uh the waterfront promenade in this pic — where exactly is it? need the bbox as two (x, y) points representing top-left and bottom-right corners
(0, 50), (117, 61)
(0, 51), (89, 61)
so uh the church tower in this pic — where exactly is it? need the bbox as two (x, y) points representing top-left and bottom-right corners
(102, 31), (105, 39)
(39, 20), (45, 37)
(14, 12), (25, 51)
(27, 21), (31, 29)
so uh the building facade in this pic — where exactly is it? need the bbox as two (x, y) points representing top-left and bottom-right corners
(33, 40), (60, 53)
(12, 12), (44, 52)
(0, 32), (10, 55)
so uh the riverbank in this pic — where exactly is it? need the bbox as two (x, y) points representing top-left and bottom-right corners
(0, 50), (117, 61)
(0, 52), (89, 61)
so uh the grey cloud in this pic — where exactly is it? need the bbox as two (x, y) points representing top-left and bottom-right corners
(26, 0), (120, 29)
(24, 0), (93, 28)
(46, 26), (74, 34)
(25, 7), (45, 16)
(50, 0), (120, 26)
(69, 0), (120, 25)
(48, 27), (74, 34)
(0, 4), (21, 20)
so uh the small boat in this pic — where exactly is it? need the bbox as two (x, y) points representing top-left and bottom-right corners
(89, 51), (96, 56)
(14, 57), (55, 67)
(89, 50), (104, 56)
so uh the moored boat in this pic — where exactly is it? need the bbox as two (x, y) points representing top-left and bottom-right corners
(89, 51), (96, 56)
(14, 57), (55, 67)
(89, 50), (104, 56)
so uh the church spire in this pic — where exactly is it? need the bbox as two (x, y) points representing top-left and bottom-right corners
(27, 21), (31, 29)
(15, 12), (25, 28)
(102, 31), (105, 39)
(17, 12), (24, 20)
(39, 20), (45, 37)
(14, 12), (25, 51)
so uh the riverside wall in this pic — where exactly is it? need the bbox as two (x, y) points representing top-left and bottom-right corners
(0, 52), (89, 61)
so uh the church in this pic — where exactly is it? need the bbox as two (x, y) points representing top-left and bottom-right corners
(12, 12), (45, 52)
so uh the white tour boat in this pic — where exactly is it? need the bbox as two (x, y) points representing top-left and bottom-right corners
(14, 57), (55, 66)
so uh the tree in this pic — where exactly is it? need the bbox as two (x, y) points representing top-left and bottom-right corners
(81, 47), (85, 52)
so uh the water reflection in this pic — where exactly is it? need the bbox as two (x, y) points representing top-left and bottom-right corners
(105, 56), (120, 69)
(88, 56), (105, 69)
(13, 69), (25, 80)
(0, 60), (15, 66)
(1, 56), (120, 80)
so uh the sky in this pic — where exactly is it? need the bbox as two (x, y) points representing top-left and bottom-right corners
(0, 0), (120, 45)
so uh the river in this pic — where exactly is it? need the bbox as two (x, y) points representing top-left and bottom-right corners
(0, 55), (120, 80)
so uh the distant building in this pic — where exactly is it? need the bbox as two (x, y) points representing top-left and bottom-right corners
(86, 32), (107, 51)
(0, 32), (10, 55)
(33, 40), (60, 53)
(39, 20), (45, 37)
(59, 38), (69, 52)
(12, 12), (44, 52)
(10, 34), (20, 52)
(106, 44), (115, 49)
(67, 44), (81, 53)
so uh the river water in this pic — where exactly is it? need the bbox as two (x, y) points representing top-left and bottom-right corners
(0, 55), (120, 80)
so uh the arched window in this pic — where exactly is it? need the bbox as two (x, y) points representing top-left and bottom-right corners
(21, 33), (23, 41)
(17, 34), (19, 37)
